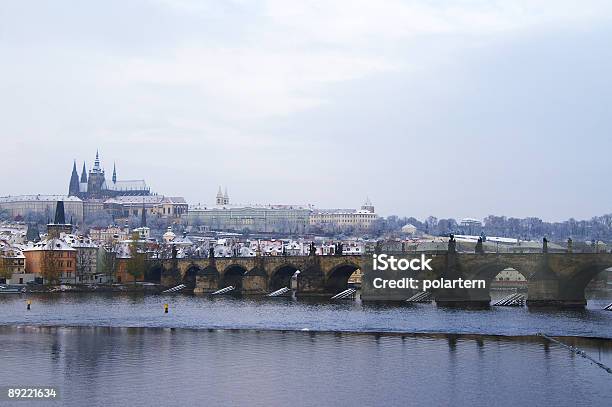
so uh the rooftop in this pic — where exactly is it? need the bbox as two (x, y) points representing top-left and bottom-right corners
(0, 195), (82, 203)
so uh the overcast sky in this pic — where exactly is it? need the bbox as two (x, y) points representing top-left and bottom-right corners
(1, 1), (611, 221)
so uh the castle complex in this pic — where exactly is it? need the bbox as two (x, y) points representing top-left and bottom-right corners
(68, 151), (150, 199)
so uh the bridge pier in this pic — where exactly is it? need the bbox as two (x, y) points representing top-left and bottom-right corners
(433, 248), (491, 307)
(295, 270), (326, 296)
(526, 278), (587, 307)
(193, 267), (220, 294)
(242, 270), (268, 295)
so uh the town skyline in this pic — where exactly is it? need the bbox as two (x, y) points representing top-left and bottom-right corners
(2, 1), (612, 221)
(1, 147), (611, 223)
(2, 148), (612, 228)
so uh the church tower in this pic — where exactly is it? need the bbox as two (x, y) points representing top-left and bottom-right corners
(216, 186), (224, 206)
(47, 201), (72, 238)
(68, 161), (79, 197)
(223, 187), (229, 205)
(87, 150), (106, 198)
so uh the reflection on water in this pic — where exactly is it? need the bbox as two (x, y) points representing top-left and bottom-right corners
(0, 326), (610, 407)
(0, 291), (611, 338)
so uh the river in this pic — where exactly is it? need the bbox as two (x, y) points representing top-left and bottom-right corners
(0, 291), (610, 406)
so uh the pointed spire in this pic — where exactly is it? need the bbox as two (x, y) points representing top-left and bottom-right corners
(80, 162), (88, 183)
(26, 223), (40, 242)
(68, 161), (79, 196)
(54, 201), (66, 224)
(93, 150), (101, 172)
(112, 162), (117, 183)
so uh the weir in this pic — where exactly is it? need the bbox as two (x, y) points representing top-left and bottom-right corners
(162, 284), (186, 294)
(493, 293), (525, 306)
(406, 291), (432, 303)
(331, 288), (356, 300)
(267, 287), (291, 297)
(211, 286), (235, 296)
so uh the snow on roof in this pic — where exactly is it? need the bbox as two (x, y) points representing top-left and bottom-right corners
(105, 195), (163, 205)
(460, 218), (482, 224)
(0, 195), (82, 203)
(162, 196), (187, 204)
(191, 203), (312, 211)
(107, 180), (148, 191)
(24, 238), (76, 251)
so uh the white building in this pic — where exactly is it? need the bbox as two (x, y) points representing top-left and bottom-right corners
(0, 195), (83, 224)
(401, 223), (417, 235)
(309, 199), (378, 230)
(0, 241), (28, 284)
(104, 195), (188, 220)
(63, 235), (101, 284)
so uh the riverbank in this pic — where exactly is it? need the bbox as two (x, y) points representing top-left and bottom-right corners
(9, 283), (162, 294)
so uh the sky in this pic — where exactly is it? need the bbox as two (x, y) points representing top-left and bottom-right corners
(1, 0), (612, 221)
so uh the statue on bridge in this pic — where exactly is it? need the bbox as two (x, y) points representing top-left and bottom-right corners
(309, 242), (316, 256)
(448, 234), (456, 253)
(475, 237), (484, 254)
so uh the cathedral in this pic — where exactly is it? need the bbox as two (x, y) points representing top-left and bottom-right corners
(68, 151), (150, 199)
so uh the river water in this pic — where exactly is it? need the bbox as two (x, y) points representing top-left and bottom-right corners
(0, 291), (611, 406)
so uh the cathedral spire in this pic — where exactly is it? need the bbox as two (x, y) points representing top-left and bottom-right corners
(68, 160), (79, 196)
(80, 162), (87, 183)
(93, 150), (101, 172)
(112, 162), (117, 183)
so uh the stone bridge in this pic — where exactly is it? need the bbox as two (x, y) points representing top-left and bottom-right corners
(158, 255), (362, 296)
(155, 250), (612, 307)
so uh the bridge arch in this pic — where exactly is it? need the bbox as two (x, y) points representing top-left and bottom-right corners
(471, 261), (531, 282)
(325, 262), (361, 293)
(219, 264), (248, 291)
(146, 263), (163, 283)
(183, 265), (201, 288)
(453, 261), (533, 304)
(562, 262), (612, 304)
(269, 263), (300, 291)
